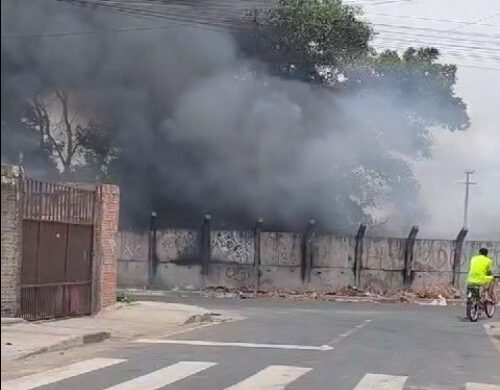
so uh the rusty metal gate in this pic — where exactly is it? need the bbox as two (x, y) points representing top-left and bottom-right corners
(21, 179), (97, 321)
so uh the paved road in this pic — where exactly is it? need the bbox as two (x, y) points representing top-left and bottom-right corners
(2, 299), (500, 390)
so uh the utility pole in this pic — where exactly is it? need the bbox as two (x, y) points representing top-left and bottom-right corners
(459, 169), (476, 229)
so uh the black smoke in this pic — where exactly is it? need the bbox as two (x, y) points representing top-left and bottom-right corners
(1, 0), (466, 232)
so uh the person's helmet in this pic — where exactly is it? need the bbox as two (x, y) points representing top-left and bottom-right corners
(479, 248), (488, 256)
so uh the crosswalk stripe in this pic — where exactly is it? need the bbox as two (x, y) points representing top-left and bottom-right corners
(103, 361), (217, 390)
(466, 383), (500, 390)
(224, 365), (312, 390)
(1, 358), (125, 390)
(352, 373), (408, 390)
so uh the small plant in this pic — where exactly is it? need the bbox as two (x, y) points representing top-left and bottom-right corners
(116, 290), (131, 303)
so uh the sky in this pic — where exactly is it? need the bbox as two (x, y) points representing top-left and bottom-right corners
(357, 0), (500, 240)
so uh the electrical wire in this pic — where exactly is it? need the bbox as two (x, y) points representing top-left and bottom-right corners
(2, 0), (500, 70)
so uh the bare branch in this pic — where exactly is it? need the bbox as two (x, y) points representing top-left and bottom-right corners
(33, 94), (66, 165)
(56, 89), (75, 171)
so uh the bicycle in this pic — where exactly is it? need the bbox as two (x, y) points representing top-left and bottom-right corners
(465, 276), (499, 322)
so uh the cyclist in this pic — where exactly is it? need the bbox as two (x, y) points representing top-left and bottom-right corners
(466, 248), (496, 303)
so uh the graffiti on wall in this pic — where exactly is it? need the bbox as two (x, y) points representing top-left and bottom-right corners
(225, 265), (252, 282)
(413, 241), (455, 272)
(211, 230), (254, 264)
(156, 230), (199, 263)
(118, 232), (148, 261)
(363, 238), (405, 270)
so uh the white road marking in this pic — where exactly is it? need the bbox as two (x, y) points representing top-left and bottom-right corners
(328, 319), (372, 345)
(466, 383), (500, 390)
(224, 365), (312, 390)
(353, 373), (408, 390)
(103, 361), (216, 390)
(135, 339), (333, 351)
(1, 358), (125, 390)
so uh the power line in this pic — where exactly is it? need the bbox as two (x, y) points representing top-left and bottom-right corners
(4, 0), (500, 70)
(364, 12), (500, 27)
(54, 0), (500, 40)
(4, 23), (500, 63)
(51, 0), (500, 38)
(447, 12), (500, 33)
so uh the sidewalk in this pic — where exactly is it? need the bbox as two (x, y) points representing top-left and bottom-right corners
(1, 301), (212, 362)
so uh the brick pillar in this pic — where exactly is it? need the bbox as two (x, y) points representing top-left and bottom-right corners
(93, 184), (120, 312)
(1, 164), (23, 317)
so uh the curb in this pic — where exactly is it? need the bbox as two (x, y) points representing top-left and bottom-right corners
(120, 289), (463, 305)
(5, 331), (111, 361)
(1, 318), (27, 326)
(183, 312), (213, 325)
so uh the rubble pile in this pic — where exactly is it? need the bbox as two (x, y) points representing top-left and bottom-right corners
(412, 284), (461, 300)
(203, 284), (463, 304)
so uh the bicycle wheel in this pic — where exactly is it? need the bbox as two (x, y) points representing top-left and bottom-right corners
(485, 301), (496, 318)
(467, 301), (479, 322)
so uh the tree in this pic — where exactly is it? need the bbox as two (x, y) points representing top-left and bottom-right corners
(244, 0), (469, 228)
(246, 0), (373, 83)
(22, 89), (116, 178)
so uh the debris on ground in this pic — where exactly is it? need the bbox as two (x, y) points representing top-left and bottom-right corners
(148, 283), (462, 304)
(412, 284), (461, 300)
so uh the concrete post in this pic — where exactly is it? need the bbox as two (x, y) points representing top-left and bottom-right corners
(147, 211), (158, 289)
(1, 164), (23, 317)
(354, 224), (367, 288)
(301, 220), (315, 283)
(201, 214), (211, 277)
(253, 217), (263, 295)
(404, 226), (419, 289)
(452, 228), (468, 288)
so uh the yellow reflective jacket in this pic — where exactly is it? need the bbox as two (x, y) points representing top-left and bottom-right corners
(467, 254), (493, 285)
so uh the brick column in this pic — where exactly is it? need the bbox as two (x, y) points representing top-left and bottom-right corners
(93, 184), (120, 312)
(1, 164), (23, 317)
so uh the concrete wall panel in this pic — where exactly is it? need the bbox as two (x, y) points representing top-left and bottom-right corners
(154, 263), (203, 290)
(117, 231), (148, 261)
(363, 237), (405, 271)
(411, 271), (453, 291)
(313, 234), (354, 268)
(260, 232), (303, 266)
(156, 229), (199, 263)
(205, 263), (254, 290)
(413, 240), (454, 272)
(259, 266), (303, 291)
(360, 270), (404, 294)
(211, 230), (254, 264)
(308, 268), (353, 291)
(117, 260), (148, 288)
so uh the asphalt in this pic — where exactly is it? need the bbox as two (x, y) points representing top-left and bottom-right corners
(2, 298), (500, 390)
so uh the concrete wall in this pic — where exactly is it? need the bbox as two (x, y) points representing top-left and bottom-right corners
(360, 237), (405, 294)
(260, 232), (303, 291)
(1, 164), (23, 316)
(117, 227), (500, 294)
(308, 234), (355, 291)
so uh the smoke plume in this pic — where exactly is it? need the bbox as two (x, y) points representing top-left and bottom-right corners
(1, 0), (461, 233)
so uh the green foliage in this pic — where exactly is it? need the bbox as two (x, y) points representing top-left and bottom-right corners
(255, 0), (373, 82)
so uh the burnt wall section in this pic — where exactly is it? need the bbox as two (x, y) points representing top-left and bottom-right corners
(117, 224), (500, 294)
